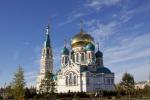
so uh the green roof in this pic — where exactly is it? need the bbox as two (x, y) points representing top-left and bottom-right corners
(45, 34), (51, 48)
(61, 47), (69, 55)
(85, 43), (95, 51)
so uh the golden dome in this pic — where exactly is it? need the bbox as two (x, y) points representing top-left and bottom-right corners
(71, 30), (94, 48)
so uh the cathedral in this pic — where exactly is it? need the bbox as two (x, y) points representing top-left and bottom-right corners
(36, 22), (115, 93)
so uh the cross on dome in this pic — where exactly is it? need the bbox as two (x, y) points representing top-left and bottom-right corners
(80, 20), (83, 33)
(97, 42), (100, 50)
(64, 39), (67, 47)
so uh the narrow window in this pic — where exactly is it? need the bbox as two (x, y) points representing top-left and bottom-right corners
(47, 49), (49, 55)
(66, 76), (68, 85)
(74, 75), (77, 85)
(81, 53), (84, 62)
(65, 56), (68, 64)
(76, 53), (79, 62)
(69, 73), (73, 85)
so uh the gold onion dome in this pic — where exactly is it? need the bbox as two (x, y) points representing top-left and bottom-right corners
(71, 31), (94, 48)
(71, 21), (94, 48)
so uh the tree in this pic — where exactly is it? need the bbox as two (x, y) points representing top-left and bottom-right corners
(39, 71), (56, 98)
(11, 66), (25, 100)
(25, 87), (36, 99)
(115, 84), (126, 96)
(120, 72), (135, 99)
(120, 72), (134, 89)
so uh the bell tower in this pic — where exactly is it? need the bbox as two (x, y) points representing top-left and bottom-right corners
(36, 23), (53, 92)
(40, 24), (53, 74)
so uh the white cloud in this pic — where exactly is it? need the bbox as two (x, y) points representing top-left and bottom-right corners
(59, 0), (122, 26)
(104, 33), (150, 65)
(102, 33), (150, 83)
(87, 20), (119, 47)
(85, 17), (150, 84)
(85, 0), (121, 10)
(59, 9), (87, 26)
(119, 9), (135, 23)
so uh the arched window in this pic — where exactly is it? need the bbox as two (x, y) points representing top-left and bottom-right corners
(81, 53), (84, 62)
(65, 56), (68, 64)
(72, 55), (75, 62)
(66, 76), (68, 85)
(69, 73), (73, 85)
(76, 53), (79, 62)
(66, 72), (78, 86)
(74, 75), (77, 85)
(47, 49), (49, 56)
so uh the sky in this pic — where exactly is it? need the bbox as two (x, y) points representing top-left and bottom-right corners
(0, 0), (150, 87)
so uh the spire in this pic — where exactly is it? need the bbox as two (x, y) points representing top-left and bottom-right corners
(45, 22), (51, 48)
(46, 23), (50, 35)
(80, 20), (83, 33)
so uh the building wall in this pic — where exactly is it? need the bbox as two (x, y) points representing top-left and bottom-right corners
(85, 73), (115, 92)
(57, 74), (81, 93)
(56, 70), (115, 93)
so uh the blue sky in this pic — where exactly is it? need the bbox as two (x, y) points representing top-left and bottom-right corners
(0, 0), (150, 87)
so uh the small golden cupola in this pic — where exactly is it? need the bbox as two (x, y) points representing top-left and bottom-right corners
(71, 21), (94, 48)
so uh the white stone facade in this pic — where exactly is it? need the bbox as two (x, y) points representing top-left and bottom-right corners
(56, 29), (115, 93)
(36, 24), (115, 93)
